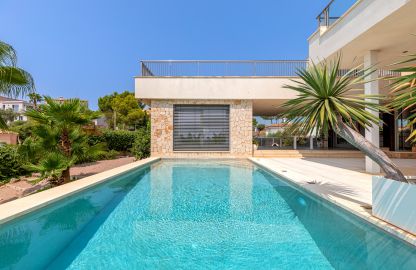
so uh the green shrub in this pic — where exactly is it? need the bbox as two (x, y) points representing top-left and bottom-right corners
(87, 134), (105, 146)
(9, 121), (36, 141)
(0, 145), (27, 182)
(100, 149), (120, 160)
(103, 130), (136, 152)
(131, 127), (150, 160)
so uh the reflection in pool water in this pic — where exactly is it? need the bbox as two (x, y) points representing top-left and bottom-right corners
(0, 160), (415, 269)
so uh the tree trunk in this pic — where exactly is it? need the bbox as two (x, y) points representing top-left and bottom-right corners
(60, 129), (72, 184)
(333, 120), (408, 183)
(61, 168), (71, 184)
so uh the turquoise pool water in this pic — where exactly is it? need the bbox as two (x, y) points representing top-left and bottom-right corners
(0, 160), (415, 269)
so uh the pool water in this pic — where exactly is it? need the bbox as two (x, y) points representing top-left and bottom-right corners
(0, 160), (415, 269)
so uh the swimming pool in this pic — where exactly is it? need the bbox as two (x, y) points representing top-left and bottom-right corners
(0, 159), (415, 269)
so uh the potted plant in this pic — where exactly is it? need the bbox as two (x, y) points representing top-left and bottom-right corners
(280, 55), (415, 234)
(371, 53), (416, 234)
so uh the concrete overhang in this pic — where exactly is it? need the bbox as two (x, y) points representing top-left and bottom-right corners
(135, 77), (300, 116)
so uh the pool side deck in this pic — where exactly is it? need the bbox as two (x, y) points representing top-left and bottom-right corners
(0, 157), (160, 225)
(249, 157), (416, 246)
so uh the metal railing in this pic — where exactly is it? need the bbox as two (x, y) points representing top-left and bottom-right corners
(254, 136), (317, 150)
(140, 60), (400, 78)
(317, 0), (358, 27)
(140, 60), (308, 77)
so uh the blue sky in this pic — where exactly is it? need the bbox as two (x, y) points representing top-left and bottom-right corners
(1, 0), (333, 110)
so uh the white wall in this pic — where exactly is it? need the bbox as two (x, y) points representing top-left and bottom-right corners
(135, 77), (299, 100)
(309, 0), (411, 62)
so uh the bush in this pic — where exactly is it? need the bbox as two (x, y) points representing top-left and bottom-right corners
(99, 149), (120, 160)
(9, 121), (36, 141)
(131, 127), (150, 160)
(87, 134), (105, 146)
(0, 145), (28, 182)
(103, 130), (136, 152)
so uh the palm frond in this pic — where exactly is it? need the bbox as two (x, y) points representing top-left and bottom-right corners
(280, 55), (385, 136)
(389, 53), (416, 144)
(0, 41), (17, 66)
(0, 40), (34, 98)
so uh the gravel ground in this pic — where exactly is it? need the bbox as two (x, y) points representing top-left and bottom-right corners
(70, 157), (136, 179)
(0, 157), (136, 204)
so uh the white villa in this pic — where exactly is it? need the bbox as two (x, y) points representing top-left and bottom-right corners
(0, 96), (33, 122)
(135, 0), (416, 173)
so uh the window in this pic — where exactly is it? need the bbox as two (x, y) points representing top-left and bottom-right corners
(12, 105), (19, 112)
(173, 105), (230, 151)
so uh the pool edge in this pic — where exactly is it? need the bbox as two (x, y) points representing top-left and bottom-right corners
(248, 157), (416, 247)
(0, 157), (161, 225)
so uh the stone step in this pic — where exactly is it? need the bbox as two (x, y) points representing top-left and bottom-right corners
(253, 150), (364, 158)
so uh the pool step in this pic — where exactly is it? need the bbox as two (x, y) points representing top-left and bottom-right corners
(253, 150), (364, 158)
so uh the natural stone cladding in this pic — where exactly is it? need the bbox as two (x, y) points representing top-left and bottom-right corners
(150, 99), (253, 158)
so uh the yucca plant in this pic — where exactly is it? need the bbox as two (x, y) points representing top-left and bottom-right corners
(389, 53), (416, 145)
(280, 56), (407, 182)
(0, 41), (35, 129)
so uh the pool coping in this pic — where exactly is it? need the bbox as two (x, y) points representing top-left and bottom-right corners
(248, 157), (416, 247)
(0, 157), (160, 225)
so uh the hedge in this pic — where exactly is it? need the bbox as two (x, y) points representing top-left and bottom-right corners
(102, 130), (136, 152)
(131, 127), (150, 160)
(0, 145), (27, 182)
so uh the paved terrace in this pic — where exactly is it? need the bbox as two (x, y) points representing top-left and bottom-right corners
(249, 157), (416, 245)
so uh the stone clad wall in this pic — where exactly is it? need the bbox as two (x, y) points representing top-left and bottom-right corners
(150, 99), (253, 158)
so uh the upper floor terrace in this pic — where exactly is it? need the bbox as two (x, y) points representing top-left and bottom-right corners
(310, 0), (416, 68)
(135, 59), (398, 115)
(136, 60), (308, 115)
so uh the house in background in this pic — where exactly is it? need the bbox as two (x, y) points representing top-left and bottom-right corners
(135, 0), (416, 171)
(264, 123), (291, 136)
(92, 116), (108, 128)
(54, 97), (89, 108)
(0, 96), (33, 122)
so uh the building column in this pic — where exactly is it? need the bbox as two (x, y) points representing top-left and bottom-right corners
(293, 136), (297, 150)
(310, 136), (314, 150)
(364, 51), (381, 174)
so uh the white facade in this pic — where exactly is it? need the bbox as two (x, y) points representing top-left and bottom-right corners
(264, 124), (289, 136)
(0, 97), (33, 122)
(308, 0), (416, 172)
(135, 0), (416, 164)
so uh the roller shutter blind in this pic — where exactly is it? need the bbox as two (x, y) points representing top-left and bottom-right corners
(173, 105), (230, 151)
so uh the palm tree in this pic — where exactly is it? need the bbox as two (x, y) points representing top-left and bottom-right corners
(25, 97), (103, 184)
(28, 93), (43, 108)
(389, 53), (416, 144)
(280, 57), (407, 182)
(0, 41), (34, 128)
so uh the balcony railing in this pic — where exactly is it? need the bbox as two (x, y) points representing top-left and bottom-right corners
(140, 60), (308, 77)
(140, 60), (400, 78)
(317, 0), (358, 28)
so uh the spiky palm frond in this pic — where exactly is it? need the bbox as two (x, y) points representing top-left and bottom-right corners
(0, 41), (34, 98)
(280, 56), (387, 136)
(25, 152), (73, 183)
(389, 54), (416, 144)
(69, 128), (107, 163)
(26, 96), (93, 128)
